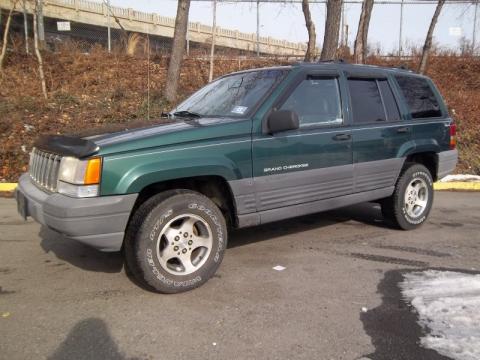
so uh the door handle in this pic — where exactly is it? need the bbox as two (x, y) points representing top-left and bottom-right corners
(396, 126), (410, 133)
(332, 133), (351, 141)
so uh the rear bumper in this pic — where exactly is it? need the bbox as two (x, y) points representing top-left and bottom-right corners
(437, 149), (458, 179)
(15, 174), (137, 252)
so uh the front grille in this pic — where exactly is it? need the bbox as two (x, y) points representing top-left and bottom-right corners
(29, 148), (62, 192)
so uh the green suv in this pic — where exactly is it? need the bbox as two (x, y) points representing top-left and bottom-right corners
(16, 62), (458, 293)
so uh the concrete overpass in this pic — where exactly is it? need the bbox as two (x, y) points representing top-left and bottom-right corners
(0, 0), (307, 56)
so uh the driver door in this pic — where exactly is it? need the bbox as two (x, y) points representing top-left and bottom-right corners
(252, 71), (354, 213)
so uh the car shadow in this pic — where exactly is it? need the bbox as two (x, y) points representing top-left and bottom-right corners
(48, 318), (142, 360)
(228, 201), (389, 249)
(38, 202), (388, 273)
(361, 267), (480, 360)
(39, 226), (124, 273)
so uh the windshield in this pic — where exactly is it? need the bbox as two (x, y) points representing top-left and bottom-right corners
(173, 68), (289, 117)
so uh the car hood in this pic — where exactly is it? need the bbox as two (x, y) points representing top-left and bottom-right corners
(34, 116), (248, 158)
(81, 117), (203, 146)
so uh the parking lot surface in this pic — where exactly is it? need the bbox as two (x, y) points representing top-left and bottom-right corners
(0, 192), (479, 360)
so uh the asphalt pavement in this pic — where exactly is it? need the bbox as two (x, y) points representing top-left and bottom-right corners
(0, 192), (479, 360)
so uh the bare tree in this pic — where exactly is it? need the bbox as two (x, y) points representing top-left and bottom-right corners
(102, 0), (130, 51)
(302, 0), (316, 62)
(458, 36), (473, 56)
(33, 1), (47, 99)
(354, 0), (374, 64)
(321, 0), (342, 60)
(165, 0), (191, 103)
(208, 0), (217, 82)
(419, 0), (445, 74)
(0, 0), (19, 71)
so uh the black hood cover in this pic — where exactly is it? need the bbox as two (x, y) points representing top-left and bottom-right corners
(34, 135), (99, 158)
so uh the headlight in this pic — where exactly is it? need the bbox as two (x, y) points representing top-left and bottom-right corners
(57, 157), (102, 197)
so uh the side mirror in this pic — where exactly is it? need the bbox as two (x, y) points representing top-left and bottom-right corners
(266, 110), (300, 134)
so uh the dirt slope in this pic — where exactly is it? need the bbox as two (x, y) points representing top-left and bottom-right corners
(0, 46), (478, 181)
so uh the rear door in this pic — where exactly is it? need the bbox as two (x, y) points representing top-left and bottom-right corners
(347, 73), (410, 193)
(393, 74), (451, 153)
(252, 70), (354, 212)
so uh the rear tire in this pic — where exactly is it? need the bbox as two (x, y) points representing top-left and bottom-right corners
(124, 190), (227, 293)
(381, 163), (434, 230)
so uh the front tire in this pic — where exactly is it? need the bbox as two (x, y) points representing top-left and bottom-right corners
(381, 163), (434, 230)
(124, 190), (227, 293)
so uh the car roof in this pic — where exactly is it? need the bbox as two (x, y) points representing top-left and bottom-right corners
(222, 61), (426, 79)
(294, 60), (429, 77)
(217, 65), (291, 78)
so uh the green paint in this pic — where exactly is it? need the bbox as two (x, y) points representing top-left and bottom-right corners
(97, 64), (453, 197)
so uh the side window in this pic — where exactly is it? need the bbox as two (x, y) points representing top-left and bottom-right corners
(395, 75), (442, 119)
(348, 78), (386, 123)
(378, 79), (401, 122)
(279, 77), (342, 126)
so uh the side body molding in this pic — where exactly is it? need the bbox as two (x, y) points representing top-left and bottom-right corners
(229, 158), (405, 228)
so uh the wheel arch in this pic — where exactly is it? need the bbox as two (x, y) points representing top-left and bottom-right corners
(131, 175), (238, 228)
(404, 151), (438, 181)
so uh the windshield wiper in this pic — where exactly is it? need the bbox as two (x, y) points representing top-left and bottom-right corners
(172, 110), (202, 118)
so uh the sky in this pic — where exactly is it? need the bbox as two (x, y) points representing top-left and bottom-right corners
(108, 0), (478, 54)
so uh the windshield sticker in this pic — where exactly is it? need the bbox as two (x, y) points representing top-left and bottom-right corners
(231, 106), (248, 115)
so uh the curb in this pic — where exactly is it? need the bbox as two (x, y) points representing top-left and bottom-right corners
(433, 182), (480, 191)
(0, 183), (17, 192)
(1, 182), (480, 192)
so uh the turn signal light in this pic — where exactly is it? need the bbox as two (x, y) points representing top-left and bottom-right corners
(84, 158), (102, 185)
(449, 123), (457, 150)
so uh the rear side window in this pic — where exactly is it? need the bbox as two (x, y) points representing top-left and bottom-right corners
(348, 79), (386, 123)
(280, 77), (342, 126)
(378, 79), (401, 122)
(395, 75), (442, 119)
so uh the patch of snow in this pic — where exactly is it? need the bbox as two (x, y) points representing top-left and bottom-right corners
(401, 270), (480, 360)
(440, 174), (480, 183)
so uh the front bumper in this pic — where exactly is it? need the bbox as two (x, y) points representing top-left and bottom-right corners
(15, 174), (138, 252)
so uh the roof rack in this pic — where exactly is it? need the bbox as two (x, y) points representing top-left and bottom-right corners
(317, 59), (347, 64)
(393, 64), (414, 72)
(292, 59), (348, 66)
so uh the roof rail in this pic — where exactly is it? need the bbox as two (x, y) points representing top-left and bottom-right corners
(394, 64), (415, 72)
(317, 58), (347, 64)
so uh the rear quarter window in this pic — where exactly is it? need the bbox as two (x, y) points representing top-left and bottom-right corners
(395, 75), (442, 119)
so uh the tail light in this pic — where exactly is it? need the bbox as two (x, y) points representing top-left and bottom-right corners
(449, 122), (457, 149)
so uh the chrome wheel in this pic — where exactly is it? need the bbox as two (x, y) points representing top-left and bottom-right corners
(156, 213), (213, 275)
(404, 177), (429, 218)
